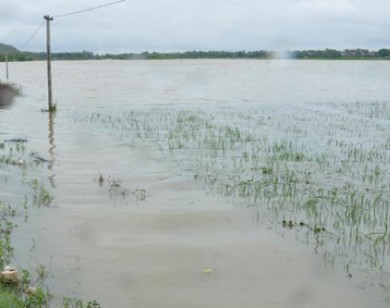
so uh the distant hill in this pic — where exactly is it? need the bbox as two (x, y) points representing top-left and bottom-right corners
(0, 43), (19, 53)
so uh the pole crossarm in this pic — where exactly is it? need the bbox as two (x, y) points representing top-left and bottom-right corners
(44, 15), (54, 21)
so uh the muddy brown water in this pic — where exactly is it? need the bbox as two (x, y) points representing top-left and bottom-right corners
(1, 60), (390, 307)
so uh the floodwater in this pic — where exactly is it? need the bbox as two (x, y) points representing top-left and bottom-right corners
(1, 59), (390, 307)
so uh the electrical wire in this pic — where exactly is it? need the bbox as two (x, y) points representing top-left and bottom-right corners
(53, 0), (126, 19)
(15, 0), (126, 51)
(19, 21), (45, 50)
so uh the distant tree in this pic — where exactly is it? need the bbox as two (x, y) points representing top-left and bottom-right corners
(378, 49), (390, 57)
(1, 44), (389, 61)
(321, 49), (342, 58)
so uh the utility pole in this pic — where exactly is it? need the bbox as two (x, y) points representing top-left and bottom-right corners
(5, 50), (9, 80)
(44, 15), (55, 112)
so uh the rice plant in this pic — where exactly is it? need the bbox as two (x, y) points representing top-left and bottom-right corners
(76, 100), (390, 304)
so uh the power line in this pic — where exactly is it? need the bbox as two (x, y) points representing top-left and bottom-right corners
(15, 0), (126, 51)
(53, 0), (127, 19)
(19, 21), (45, 50)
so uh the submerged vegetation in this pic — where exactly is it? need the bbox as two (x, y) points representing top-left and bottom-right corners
(0, 140), (100, 306)
(77, 100), (390, 303)
(0, 140), (52, 306)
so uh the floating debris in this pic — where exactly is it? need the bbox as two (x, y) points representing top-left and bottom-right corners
(25, 286), (37, 296)
(4, 138), (27, 143)
(98, 174), (104, 186)
(282, 220), (325, 234)
(314, 226), (326, 234)
(109, 179), (121, 188)
(1, 266), (20, 284)
(282, 220), (294, 229)
(30, 152), (51, 163)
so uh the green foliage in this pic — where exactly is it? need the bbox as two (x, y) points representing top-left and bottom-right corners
(0, 289), (23, 307)
(1, 41), (389, 61)
(292, 48), (343, 59)
(378, 48), (390, 58)
(30, 179), (54, 208)
(63, 297), (101, 308)
(48, 103), (57, 113)
(23, 287), (48, 308)
(0, 203), (17, 269)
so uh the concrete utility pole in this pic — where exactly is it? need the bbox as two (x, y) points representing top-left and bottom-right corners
(5, 50), (9, 80)
(44, 15), (55, 112)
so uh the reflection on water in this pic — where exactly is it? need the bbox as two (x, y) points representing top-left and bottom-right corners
(47, 111), (56, 188)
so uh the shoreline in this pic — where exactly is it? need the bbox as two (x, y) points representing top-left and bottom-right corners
(0, 82), (20, 108)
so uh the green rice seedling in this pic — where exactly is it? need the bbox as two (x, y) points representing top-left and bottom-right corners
(133, 187), (146, 203)
(75, 100), (390, 303)
(30, 179), (54, 208)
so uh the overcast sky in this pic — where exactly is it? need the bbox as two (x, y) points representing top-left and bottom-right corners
(1, 0), (389, 53)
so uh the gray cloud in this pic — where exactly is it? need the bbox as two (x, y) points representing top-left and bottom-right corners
(1, 0), (389, 53)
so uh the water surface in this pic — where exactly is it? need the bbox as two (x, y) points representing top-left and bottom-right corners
(1, 59), (390, 306)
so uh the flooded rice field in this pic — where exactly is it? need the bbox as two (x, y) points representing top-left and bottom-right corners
(1, 59), (390, 307)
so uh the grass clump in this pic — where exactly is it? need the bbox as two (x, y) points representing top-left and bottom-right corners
(0, 289), (23, 306)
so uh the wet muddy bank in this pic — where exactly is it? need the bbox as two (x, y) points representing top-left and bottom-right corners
(0, 82), (20, 108)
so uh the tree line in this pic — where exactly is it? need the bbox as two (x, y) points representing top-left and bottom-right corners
(1, 43), (390, 62)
